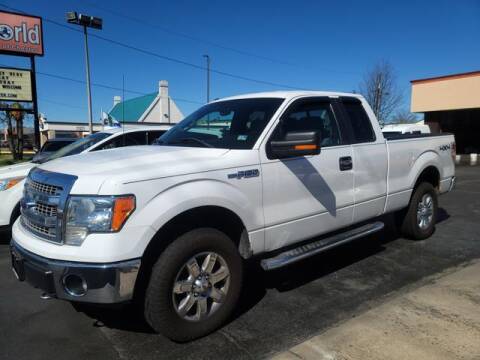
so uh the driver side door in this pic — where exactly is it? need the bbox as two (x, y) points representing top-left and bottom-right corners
(260, 97), (354, 252)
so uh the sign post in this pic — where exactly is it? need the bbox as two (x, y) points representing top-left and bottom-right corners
(0, 10), (43, 149)
(29, 58), (40, 149)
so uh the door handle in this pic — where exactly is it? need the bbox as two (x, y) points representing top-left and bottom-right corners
(339, 156), (353, 171)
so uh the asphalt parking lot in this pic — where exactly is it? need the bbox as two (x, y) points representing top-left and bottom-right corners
(1, 165), (479, 360)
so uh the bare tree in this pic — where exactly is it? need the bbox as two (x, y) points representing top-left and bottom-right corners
(0, 103), (25, 160)
(359, 60), (403, 124)
(390, 108), (419, 124)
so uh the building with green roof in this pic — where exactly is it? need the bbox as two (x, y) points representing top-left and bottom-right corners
(37, 80), (184, 145)
(108, 80), (184, 124)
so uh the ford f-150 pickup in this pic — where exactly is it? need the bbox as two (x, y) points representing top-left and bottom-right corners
(10, 91), (455, 341)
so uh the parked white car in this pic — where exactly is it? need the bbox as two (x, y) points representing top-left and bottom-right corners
(11, 91), (455, 341)
(0, 126), (171, 231)
(382, 122), (431, 136)
(31, 138), (77, 163)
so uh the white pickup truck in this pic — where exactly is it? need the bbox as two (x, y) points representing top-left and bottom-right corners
(10, 91), (455, 341)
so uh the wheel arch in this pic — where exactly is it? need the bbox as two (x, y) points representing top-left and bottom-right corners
(133, 205), (250, 303)
(9, 202), (21, 225)
(413, 165), (440, 191)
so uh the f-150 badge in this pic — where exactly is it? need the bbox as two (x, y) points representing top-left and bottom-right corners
(228, 169), (260, 179)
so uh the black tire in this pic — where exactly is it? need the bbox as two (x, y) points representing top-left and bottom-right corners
(397, 182), (438, 240)
(144, 228), (243, 342)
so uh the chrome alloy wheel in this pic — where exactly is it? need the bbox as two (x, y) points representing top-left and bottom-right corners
(417, 193), (434, 230)
(172, 252), (230, 321)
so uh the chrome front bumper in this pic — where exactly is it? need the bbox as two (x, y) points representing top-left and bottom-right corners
(10, 240), (141, 304)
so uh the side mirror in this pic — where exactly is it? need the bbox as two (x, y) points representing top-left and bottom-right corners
(269, 131), (321, 159)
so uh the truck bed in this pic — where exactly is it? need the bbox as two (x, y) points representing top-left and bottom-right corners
(384, 132), (456, 214)
(383, 132), (453, 141)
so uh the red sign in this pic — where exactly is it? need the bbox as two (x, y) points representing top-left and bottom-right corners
(0, 11), (43, 56)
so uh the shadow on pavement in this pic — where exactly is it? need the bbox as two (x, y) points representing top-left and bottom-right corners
(72, 302), (155, 334)
(0, 228), (11, 245)
(75, 212), (443, 335)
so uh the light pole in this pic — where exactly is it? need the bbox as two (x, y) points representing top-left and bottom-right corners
(203, 54), (211, 103)
(66, 12), (102, 134)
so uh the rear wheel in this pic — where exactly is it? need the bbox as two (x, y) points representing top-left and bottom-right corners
(144, 228), (243, 342)
(397, 182), (438, 240)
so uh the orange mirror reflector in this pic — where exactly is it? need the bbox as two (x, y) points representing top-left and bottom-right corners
(294, 144), (317, 151)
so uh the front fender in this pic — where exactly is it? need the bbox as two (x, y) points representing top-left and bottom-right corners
(129, 178), (263, 234)
(0, 179), (24, 226)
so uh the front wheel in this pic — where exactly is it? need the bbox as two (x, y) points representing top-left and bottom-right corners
(396, 182), (438, 240)
(144, 228), (243, 342)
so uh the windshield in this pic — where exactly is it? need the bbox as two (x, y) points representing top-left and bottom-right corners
(157, 98), (284, 149)
(41, 140), (73, 152)
(36, 132), (111, 164)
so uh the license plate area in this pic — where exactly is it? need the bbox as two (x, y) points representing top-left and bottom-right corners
(11, 247), (56, 294)
(23, 262), (55, 294)
(11, 249), (25, 281)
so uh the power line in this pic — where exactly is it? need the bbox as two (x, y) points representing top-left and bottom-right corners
(0, 3), (308, 90)
(0, 61), (204, 105)
(80, 1), (360, 77)
(38, 97), (86, 110)
(80, 0), (296, 67)
(35, 70), (204, 105)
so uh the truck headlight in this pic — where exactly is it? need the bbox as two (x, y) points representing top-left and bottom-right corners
(65, 195), (135, 245)
(0, 177), (25, 191)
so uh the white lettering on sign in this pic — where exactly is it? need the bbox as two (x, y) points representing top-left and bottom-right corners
(0, 67), (32, 102)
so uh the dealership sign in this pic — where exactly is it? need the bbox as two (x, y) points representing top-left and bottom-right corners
(0, 67), (32, 101)
(0, 11), (43, 56)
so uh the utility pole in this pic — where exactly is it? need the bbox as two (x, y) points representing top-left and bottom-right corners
(374, 73), (382, 121)
(203, 54), (211, 103)
(67, 12), (102, 134)
(83, 25), (93, 134)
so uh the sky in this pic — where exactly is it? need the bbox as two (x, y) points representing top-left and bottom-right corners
(1, 0), (479, 123)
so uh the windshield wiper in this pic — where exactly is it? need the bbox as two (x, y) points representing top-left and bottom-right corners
(165, 137), (214, 148)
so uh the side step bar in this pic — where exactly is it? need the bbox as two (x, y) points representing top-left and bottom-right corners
(260, 221), (384, 271)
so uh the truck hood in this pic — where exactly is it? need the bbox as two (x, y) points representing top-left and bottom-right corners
(0, 161), (36, 179)
(38, 145), (232, 192)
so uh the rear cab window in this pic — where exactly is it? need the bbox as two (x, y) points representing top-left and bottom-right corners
(340, 98), (376, 143)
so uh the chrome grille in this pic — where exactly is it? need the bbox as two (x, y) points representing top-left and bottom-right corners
(21, 169), (77, 244)
(21, 216), (56, 238)
(34, 202), (57, 217)
(27, 178), (63, 196)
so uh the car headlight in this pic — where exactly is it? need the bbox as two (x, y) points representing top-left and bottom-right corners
(65, 195), (135, 246)
(0, 177), (25, 191)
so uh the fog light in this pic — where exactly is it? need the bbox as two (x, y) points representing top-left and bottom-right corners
(63, 274), (87, 297)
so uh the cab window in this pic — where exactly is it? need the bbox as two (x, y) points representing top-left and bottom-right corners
(147, 130), (167, 144)
(341, 99), (376, 143)
(271, 99), (341, 147)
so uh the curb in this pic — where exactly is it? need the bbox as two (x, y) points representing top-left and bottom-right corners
(455, 154), (479, 166)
